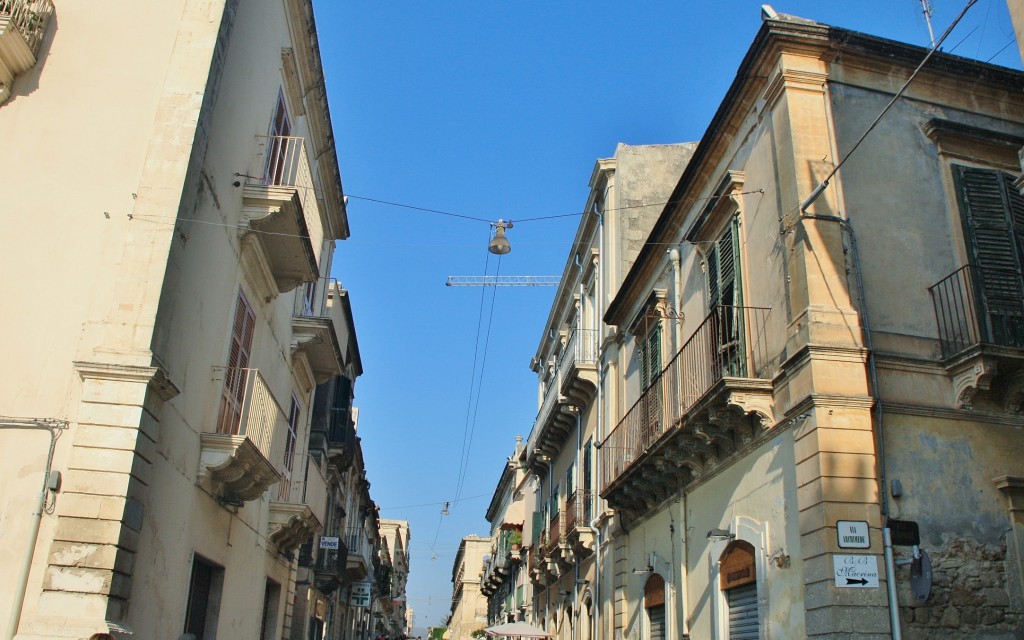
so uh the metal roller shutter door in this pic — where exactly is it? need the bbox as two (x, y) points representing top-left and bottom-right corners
(727, 583), (759, 639)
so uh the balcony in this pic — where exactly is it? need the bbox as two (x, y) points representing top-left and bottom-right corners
(315, 540), (349, 594)
(525, 328), (600, 473)
(345, 526), (372, 580)
(0, 0), (52, 104)
(599, 306), (775, 518)
(930, 265), (1024, 410)
(563, 492), (594, 558)
(292, 277), (345, 387)
(269, 455), (327, 553)
(309, 375), (356, 468)
(240, 135), (326, 297)
(557, 328), (599, 405)
(200, 367), (284, 503)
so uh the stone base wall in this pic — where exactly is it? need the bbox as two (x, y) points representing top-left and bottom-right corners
(899, 537), (1022, 638)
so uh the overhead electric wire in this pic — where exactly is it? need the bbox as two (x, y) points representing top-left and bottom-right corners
(455, 253), (501, 505)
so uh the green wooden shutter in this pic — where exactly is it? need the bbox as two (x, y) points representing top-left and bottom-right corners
(708, 217), (740, 308)
(953, 165), (1024, 346)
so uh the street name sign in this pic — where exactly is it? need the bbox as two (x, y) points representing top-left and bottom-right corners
(833, 554), (879, 588)
(836, 520), (870, 549)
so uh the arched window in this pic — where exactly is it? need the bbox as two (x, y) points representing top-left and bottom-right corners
(644, 574), (666, 640)
(720, 541), (759, 639)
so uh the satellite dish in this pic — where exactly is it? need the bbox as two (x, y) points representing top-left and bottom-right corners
(910, 549), (932, 604)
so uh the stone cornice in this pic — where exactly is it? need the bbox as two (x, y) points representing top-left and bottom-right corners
(880, 401), (1024, 427)
(73, 359), (179, 402)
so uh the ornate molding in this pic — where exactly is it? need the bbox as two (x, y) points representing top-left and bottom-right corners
(951, 357), (998, 410)
(269, 502), (321, 553)
(199, 433), (281, 502)
(74, 359), (180, 402)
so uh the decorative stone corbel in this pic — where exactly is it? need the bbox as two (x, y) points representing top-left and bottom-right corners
(951, 358), (997, 409)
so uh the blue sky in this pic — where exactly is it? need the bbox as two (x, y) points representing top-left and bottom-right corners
(311, 1), (1021, 632)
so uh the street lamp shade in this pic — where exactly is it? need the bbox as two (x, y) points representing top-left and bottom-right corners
(489, 220), (512, 255)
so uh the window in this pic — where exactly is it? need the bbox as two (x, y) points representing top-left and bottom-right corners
(582, 440), (593, 521)
(565, 463), (575, 500)
(279, 395), (301, 501)
(706, 218), (746, 376)
(720, 541), (759, 639)
(265, 91), (293, 185)
(218, 291), (256, 435)
(260, 579), (281, 640)
(706, 217), (741, 309)
(184, 554), (224, 640)
(952, 165), (1024, 348)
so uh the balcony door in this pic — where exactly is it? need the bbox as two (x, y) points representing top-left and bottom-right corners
(218, 291), (255, 435)
(953, 165), (1024, 348)
(706, 217), (745, 377)
(265, 91), (292, 185)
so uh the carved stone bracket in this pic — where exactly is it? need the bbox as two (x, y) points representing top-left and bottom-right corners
(951, 357), (998, 409)
(268, 502), (321, 553)
(199, 433), (281, 502)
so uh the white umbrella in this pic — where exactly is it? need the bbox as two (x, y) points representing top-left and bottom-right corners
(483, 622), (551, 638)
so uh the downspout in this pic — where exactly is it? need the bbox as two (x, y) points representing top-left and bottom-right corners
(677, 491), (689, 638)
(3, 419), (66, 640)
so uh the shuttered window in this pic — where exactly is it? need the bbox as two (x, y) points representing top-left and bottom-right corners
(218, 291), (256, 435)
(727, 583), (759, 639)
(582, 441), (593, 521)
(644, 575), (666, 640)
(707, 217), (741, 309)
(706, 218), (745, 376)
(952, 165), (1024, 347)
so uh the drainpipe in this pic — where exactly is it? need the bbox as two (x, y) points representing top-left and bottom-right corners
(3, 419), (66, 640)
(676, 492), (689, 638)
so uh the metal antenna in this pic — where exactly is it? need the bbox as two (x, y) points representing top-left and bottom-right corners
(920, 0), (937, 47)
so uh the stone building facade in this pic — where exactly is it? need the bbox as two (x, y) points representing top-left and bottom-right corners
(481, 8), (1024, 640)
(0, 1), (388, 638)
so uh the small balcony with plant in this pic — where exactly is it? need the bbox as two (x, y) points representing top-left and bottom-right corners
(0, 0), (53, 104)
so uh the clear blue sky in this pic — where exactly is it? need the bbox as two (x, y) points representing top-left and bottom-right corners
(311, 1), (1021, 632)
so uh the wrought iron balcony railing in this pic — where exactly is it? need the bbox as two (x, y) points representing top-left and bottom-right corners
(929, 265), (1024, 358)
(599, 305), (772, 492)
(0, 0), (53, 56)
